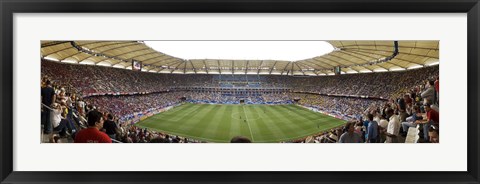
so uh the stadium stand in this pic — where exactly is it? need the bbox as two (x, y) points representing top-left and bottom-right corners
(41, 59), (439, 143)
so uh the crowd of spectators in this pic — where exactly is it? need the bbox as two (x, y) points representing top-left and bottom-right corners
(42, 59), (438, 100)
(41, 60), (210, 96)
(294, 93), (385, 118)
(118, 125), (203, 143)
(83, 92), (185, 120)
(288, 76), (440, 143)
(183, 91), (292, 104)
(292, 66), (439, 99)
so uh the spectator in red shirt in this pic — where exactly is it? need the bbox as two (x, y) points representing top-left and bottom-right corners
(434, 76), (439, 104)
(422, 103), (439, 142)
(74, 110), (112, 143)
(425, 104), (439, 125)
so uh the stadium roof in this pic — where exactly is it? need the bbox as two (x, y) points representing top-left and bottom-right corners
(41, 41), (439, 75)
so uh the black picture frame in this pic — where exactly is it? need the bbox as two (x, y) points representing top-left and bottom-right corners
(1, 0), (479, 183)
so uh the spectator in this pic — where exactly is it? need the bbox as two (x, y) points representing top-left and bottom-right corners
(74, 110), (112, 143)
(338, 122), (362, 143)
(366, 114), (379, 143)
(50, 103), (73, 137)
(103, 114), (118, 140)
(150, 136), (169, 143)
(422, 103), (439, 142)
(404, 94), (413, 108)
(428, 126), (439, 143)
(421, 80), (435, 105)
(230, 136), (252, 143)
(354, 121), (364, 142)
(385, 108), (400, 143)
(434, 76), (439, 104)
(77, 97), (86, 116)
(41, 80), (56, 134)
(401, 105), (422, 136)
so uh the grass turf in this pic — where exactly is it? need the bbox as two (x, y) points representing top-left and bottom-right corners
(135, 103), (346, 143)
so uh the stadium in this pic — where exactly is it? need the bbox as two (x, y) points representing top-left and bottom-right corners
(40, 41), (439, 143)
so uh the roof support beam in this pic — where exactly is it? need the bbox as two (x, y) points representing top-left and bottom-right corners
(295, 61), (313, 69)
(295, 62), (305, 75)
(312, 69), (328, 76)
(115, 47), (152, 58)
(110, 50), (158, 66)
(47, 41), (137, 61)
(335, 50), (375, 72)
(141, 55), (169, 64)
(157, 67), (169, 72)
(86, 42), (138, 53)
(295, 62), (320, 75)
(90, 47), (152, 65)
(170, 61), (185, 73)
(41, 41), (70, 48)
(45, 41), (113, 57)
(325, 53), (362, 73)
(306, 57), (340, 75)
(340, 44), (439, 51)
(316, 57), (345, 67)
(77, 42), (140, 64)
(343, 47), (438, 59)
(308, 58), (336, 74)
(78, 41), (125, 47)
(291, 62), (294, 75)
(310, 58), (336, 68)
(326, 53), (360, 65)
(43, 44), (76, 57)
(54, 50), (85, 62)
(190, 60), (197, 74)
(301, 59), (331, 69)
(155, 60), (183, 70)
(269, 61), (278, 74)
(148, 57), (178, 66)
(281, 62), (290, 75)
(93, 42), (140, 54)
(314, 70), (327, 75)
(203, 60), (209, 74)
(347, 49), (424, 66)
(339, 50), (390, 70)
(183, 60), (187, 74)
(338, 50), (373, 63)
(257, 60), (264, 74)
(131, 51), (158, 60)
(217, 60), (222, 74)
(344, 50), (390, 71)
(245, 60), (249, 74)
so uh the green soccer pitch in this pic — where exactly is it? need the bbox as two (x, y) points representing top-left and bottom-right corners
(135, 103), (347, 143)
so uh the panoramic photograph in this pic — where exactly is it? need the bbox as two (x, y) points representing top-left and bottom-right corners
(40, 40), (439, 143)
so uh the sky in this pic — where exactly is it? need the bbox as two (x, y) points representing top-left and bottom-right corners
(144, 41), (334, 61)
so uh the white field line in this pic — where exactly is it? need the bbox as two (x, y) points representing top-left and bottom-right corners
(242, 105), (255, 142)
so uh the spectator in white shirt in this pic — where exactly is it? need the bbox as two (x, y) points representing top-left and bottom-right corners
(385, 109), (401, 143)
(50, 103), (72, 137)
